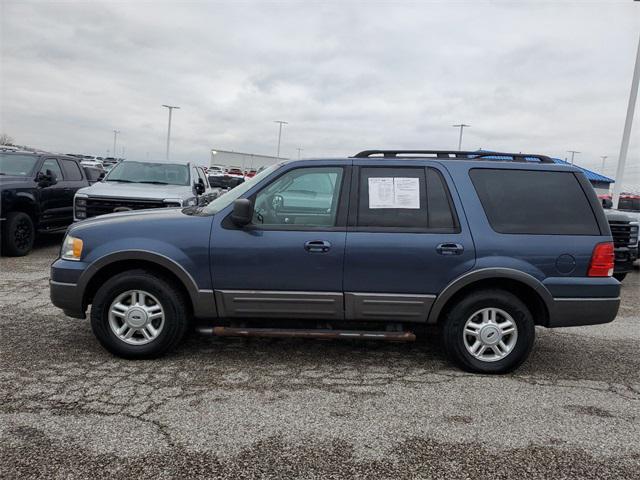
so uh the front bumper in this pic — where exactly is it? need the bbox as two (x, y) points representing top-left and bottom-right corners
(50, 259), (88, 319)
(614, 247), (636, 274)
(50, 280), (85, 319)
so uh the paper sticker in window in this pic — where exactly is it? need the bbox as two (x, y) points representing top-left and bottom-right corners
(368, 177), (420, 209)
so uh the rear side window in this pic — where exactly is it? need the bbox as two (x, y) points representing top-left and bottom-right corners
(469, 169), (599, 235)
(60, 159), (82, 180)
(357, 167), (428, 229)
(356, 167), (458, 231)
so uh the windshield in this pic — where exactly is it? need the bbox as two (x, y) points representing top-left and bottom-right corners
(203, 163), (282, 214)
(105, 161), (190, 185)
(0, 153), (39, 176)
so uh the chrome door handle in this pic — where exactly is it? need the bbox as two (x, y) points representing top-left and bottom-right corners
(436, 243), (464, 255)
(304, 240), (331, 253)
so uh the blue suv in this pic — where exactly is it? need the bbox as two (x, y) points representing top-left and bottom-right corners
(50, 150), (620, 373)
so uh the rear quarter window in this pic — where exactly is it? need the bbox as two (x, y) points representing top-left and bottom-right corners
(469, 169), (600, 235)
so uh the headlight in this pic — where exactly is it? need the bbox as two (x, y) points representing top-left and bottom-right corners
(183, 197), (197, 206)
(75, 195), (88, 220)
(61, 235), (83, 261)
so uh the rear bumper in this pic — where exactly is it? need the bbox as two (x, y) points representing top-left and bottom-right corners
(548, 297), (620, 328)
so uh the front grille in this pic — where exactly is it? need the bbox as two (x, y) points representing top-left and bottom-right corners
(85, 197), (167, 218)
(609, 220), (633, 248)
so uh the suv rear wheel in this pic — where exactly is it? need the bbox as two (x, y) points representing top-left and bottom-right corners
(442, 289), (535, 374)
(90, 269), (189, 358)
(1, 212), (35, 257)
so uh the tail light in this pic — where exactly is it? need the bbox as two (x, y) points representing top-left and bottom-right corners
(588, 242), (614, 277)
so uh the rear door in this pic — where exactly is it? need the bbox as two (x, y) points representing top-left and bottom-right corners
(343, 162), (475, 321)
(210, 162), (351, 319)
(58, 158), (86, 225)
(38, 158), (68, 230)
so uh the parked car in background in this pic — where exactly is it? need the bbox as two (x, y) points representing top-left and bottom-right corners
(601, 197), (639, 277)
(73, 160), (220, 221)
(208, 167), (245, 190)
(1, 150), (89, 256)
(244, 169), (257, 178)
(51, 150), (620, 374)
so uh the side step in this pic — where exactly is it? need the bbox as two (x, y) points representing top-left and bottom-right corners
(204, 326), (416, 342)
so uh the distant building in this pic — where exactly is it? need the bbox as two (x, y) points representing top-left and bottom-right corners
(477, 150), (614, 195)
(209, 149), (284, 171)
(549, 157), (614, 195)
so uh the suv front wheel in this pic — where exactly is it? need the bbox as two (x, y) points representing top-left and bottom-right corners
(442, 289), (535, 374)
(90, 269), (189, 359)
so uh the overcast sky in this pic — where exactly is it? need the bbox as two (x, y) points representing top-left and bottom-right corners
(1, 0), (639, 190)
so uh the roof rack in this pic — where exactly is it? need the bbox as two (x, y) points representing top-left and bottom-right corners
(352, 150), (555, 164)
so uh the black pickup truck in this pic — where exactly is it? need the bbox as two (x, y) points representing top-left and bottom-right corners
(0, 150), (89, 256)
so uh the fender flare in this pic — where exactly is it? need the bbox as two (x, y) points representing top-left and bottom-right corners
(427, 267), (554, 324)
(78, 250), (216, 319)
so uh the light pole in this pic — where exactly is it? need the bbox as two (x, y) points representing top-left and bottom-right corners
(600, 155), (608, 172)
(112, 130), (119, 159)
(274, 120), (288, 159)
(452, 124), (470, 150)
(567, 150), (580, 164)
(612, 32), (640, 209)
(162, 105), (180, 161)
(296, 147), (303, 159)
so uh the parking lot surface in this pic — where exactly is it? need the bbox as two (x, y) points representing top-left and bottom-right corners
(1, 235), (639, 479)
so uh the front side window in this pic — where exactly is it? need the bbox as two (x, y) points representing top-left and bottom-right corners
(252, 167), (343, 227)
(41, 159), (64, 180)
(470, 169), (600, 235)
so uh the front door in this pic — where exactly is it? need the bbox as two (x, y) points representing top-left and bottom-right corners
(211, 163), (351, 320)
(343, 163), (475, 322)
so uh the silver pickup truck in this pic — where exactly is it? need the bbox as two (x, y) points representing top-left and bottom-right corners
(74, 160), (220, 221)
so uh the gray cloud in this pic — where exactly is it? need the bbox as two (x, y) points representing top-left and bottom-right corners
(1, 0), (639, 190)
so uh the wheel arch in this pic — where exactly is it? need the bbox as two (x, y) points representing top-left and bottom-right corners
(428, 268), (553, 327)
(9, 195), (39, 222)
(79, 251), (217, 320)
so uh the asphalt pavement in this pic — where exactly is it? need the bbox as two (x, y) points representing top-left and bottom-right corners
(1, 234), (639, 479)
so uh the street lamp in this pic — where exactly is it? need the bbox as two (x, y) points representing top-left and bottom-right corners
(112, 130), (119, 159)
(274, 120), (288, 159)
(162, 105), (180, 161)
(452, 124), (470, 150)
(567, 150), (580, 165)
(612, 32), (640, 209)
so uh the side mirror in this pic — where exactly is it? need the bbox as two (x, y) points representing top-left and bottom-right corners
(602, 198), (613, 209)
(46, 169), (58, 185)
(231, 198), (253, 226)
(98, 171), (106, 181)
(195, 178), (206, 195)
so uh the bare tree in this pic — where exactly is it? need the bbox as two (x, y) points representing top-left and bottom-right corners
(0, 133), (15, 145)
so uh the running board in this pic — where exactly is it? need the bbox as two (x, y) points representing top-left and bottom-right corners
(203, 326), (416, 342)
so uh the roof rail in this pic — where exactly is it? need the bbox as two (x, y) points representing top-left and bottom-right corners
(352, 150), (555, 164)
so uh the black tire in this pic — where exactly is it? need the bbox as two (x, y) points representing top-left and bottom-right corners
(442, 289), (535, 374)
(1, 212), (35, 257)
(90, 269), (190, 359)
(613, 273), (627, 282)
